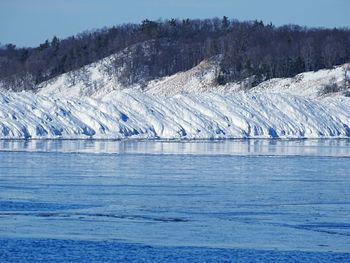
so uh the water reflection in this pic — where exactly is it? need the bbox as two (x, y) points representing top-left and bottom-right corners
(0, 139), (349, 156)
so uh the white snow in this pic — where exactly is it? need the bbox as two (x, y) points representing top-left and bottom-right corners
(37, 51), (350, 99)
(251, 65), (349, 98)
(37, 54), (128, 99)
(1, 54), (350, 139)
(1, 88), (350, 139)
(144, 56), (240, 96)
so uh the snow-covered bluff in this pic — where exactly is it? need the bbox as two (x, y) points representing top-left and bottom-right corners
(1, 55), (350, 139)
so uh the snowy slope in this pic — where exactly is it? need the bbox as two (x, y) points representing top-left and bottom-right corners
(37, 54), (127, 99)
(37, 44), (350, 99)
(251, 65), (350, 98)
(144, 56), (240, 96)
(37, 40), (158, 99)
(1, 55), (350, 140)
(1, 89), (350, 139)
(37, 55), (234, 98)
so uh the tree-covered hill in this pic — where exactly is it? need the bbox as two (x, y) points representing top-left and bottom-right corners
(1, 17), (350, 91)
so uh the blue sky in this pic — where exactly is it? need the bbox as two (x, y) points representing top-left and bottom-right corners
(1, 0), (350, 47)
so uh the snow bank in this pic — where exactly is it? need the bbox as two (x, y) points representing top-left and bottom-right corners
(1, 89), (350, 139)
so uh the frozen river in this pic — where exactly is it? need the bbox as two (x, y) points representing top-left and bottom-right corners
(0, 139), (350, 262)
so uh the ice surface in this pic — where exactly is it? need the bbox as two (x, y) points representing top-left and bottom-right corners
(1, 139), (350, 157)
(1, 141), (350, 252)
(1, 140), (350, 261)
(1, 239), (349, 263)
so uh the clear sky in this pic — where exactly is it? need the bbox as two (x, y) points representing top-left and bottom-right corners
(1, 0), (350, 47)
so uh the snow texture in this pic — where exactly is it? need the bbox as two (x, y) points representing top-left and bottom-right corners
(1, 55), (350, 139)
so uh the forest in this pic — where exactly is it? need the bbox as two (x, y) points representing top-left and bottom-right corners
(1, 17), (350, 91)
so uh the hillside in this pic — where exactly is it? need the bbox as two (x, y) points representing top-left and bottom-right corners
(37, 54), (230, 98)
(1, 18), (350, 92)
(1, 18), (350, 140)
(37, 49), (350, 99)
(0, 60), (349, 139)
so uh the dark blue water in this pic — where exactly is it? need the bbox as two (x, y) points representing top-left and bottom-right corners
(1, 140), (350, 262)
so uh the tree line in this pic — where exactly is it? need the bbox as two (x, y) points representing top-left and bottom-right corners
(1, 17), (350, 91)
